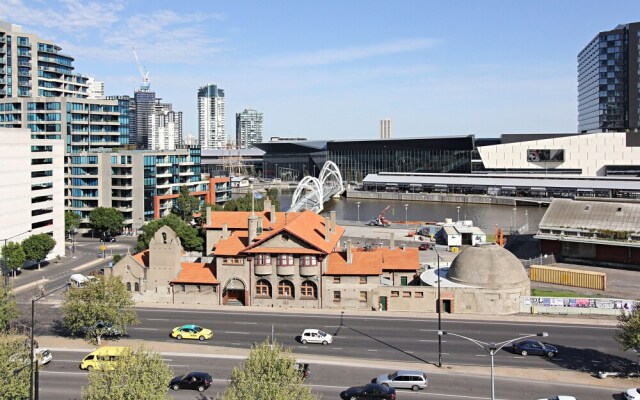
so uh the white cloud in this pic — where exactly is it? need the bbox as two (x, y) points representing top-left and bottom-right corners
(257, 38), (439, 68)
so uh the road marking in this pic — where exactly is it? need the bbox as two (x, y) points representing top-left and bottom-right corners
(419, 339), (445, 342)
(367, 349), (378, 352)
(475, 354), (487, 357)
(224, 331), (250, 335)
(233, 321), (258, 325)
(324, 325), (340, 328)
(131, 327), (158, 331)
(51, 359), (82, 362)
(230, 342), (242, 345)
(147, 318), (170, 321)
(331, 347), (343, 350)
(41, 371), (87, 376)
(168, 364), (188, 367)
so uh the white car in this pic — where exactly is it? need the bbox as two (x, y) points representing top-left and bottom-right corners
(300, 329), (333, 345)
(537, 397), (577, 400)
(36, 348), (52, 365)
(624, 388), (640, 400)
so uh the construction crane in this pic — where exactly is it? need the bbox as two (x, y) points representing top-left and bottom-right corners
(367, 204), (392, 227)
(131, 46), (150, 91)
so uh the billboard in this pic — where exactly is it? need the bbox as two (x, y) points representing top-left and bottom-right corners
(527, 149), (564, 162)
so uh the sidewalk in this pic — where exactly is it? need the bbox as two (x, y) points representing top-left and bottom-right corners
(37, 334), (631, 390)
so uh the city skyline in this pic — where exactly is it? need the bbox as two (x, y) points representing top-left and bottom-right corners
(0, 0), (638, 140)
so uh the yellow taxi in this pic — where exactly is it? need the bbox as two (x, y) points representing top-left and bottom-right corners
(170, 324), (213, 341)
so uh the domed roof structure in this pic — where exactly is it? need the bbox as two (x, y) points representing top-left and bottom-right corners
(447, 244), (529, 289)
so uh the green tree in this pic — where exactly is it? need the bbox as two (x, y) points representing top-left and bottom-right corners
(222, 340), (319, 400)
(65, 210), (81, 237)
(81, 346), (172, 400)
(61, 275), (138, 345)
(88, 207), (125, 238)
(222, 190), (280, 212)
(614, 306), (640, 352)
(135, 213), (203, 252)
(22, 233), (56, 270)
(0, 281), (18, 331)
(172, 186), (201, 223)
(0, 329), (31, 400)
(2, 242), (25, 278)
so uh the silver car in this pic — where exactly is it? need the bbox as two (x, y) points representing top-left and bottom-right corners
(375, 370), (428, 391)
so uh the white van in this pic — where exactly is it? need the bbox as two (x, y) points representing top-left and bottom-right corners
(70, 274), (94, 288)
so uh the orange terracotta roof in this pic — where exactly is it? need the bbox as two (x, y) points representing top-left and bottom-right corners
(131, 250), (149, 268)
(171, 262), (219, 285)
(203, 211), (290, 230)
(325, 247), (420, 275)
(244, 247), (323, 254)
(214, 232), (249, 256)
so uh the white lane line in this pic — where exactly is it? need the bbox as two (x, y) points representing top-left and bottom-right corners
(405, 351), (414, 354)
(224, 331), (250, 335)
(50, 359), (82, 362)
(475, 354), (487, 357)
(147, 318), (170, 321)
(324, 325), (340, 328)
(419, 339), (445, 342)
(367, 349), (378, 352)
(233, 322), (258, 325)
(162, 359), (173, 362)
(230, 343), (242, 345)
(131, 327), (159, 331)
(168, 364), (188, 367)
(41, 371), (87, 376)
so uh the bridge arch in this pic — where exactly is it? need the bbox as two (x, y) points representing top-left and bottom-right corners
(319, 161), (344, 195)
(291, 176), (324, 212)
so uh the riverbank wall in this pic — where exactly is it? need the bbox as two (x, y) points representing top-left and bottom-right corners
(346, 189), (518, 206)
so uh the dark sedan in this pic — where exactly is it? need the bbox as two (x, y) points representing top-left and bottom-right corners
(511, 340), (558, 358)
(169, 372), (212, 392)
(341, 383), (396, 400)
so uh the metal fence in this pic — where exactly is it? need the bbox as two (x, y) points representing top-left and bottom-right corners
(520, 253), (556, 269)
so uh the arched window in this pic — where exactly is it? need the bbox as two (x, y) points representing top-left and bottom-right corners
(300, 281), (317, 299)
(277, 280), (294, 298)
(126, 282), (131, 291)
(255, 279), (271, 298)
(134, 282), (140, 292)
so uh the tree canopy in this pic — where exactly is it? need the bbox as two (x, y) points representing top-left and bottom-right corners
(221, 189), (281, 212)
(2, 241), (25, 276)
(61, 275), (138, 345)
(81, 346), (172, 400)
(0, 329), (31, 400)
(0, 281), (18, 331)
(65, 211), (82, 235)
(135, 213), (203, 252)
(22, 233), (56, 270)
(172, 186), (201, 223)
(614, 306), (640, 352)
(222, 340), (319, 400)
(88, 207), (125, 236)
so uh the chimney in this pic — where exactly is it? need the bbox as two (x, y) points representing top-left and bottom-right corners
(330, 211), (337, 232)
(248, 214), (259, 243)
(346, 239), (353, 264)
(222, 223), (228, 239)
(263, 198), (271, 213)
(389, 232), (395, 250)
(270, 203), (276, 224)
(325, 217), (331, 242)
(206, 206), (212, 226)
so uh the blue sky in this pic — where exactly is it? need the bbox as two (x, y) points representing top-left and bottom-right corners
(1, 0), (638, 140)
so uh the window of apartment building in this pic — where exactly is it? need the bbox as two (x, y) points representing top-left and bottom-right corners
(300, 255), (317, 266)
(278, 280), (294, 298)
(359, 291), (367, 302)
(359, 276), (367, 284)
(300, 281), (317, 298)
(414, 292), (424, 298)
(391, 291), (399, 297)
(403, 291), (411, 298)
(333, 291), (341, 301)
(255, 279), (271, 297)
(277, 254), (294, 266)
(255, 254), (271, 265)
(333, 276), (341, 284)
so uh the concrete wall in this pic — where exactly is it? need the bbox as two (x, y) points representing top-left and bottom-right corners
(172, 284), (219, 305)
(521, 296), (639, 316)
(347, 190), (517, 206)
(146, 227), (182, 291)
(322, 275), (380, 310)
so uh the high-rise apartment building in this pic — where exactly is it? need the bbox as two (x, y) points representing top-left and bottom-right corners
(149, 102), (182, 150)
(380, 118), (392, 139)
(235, 108), (263, 148)
(0, 128), (65, 258)
(87, 77), (104, 99)
(198, 84), (226, 149)
(578, 22), (640, 133)
(130, 89), (156, 149)
(0, 21), (88, 98)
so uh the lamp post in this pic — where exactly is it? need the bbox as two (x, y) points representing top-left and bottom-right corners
(512, 207), (517, 233)
(404, 204), (409, 225)
(437, 330), (548, 400)
(456, 206), (460, 222)
(356, 201), (361, 223)
(31, 282), (71, 400)
(434, 246), (442, 368)
(2, 229), (32, 286)
(275, 163), (278, 179)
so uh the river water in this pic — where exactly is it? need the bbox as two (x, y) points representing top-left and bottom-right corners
(275, 190), (547, 233)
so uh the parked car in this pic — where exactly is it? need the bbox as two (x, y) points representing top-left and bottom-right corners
(341, 383), (396, 400)
(78, 321), (121, 338)
(169, 372), (212, 392)
(171, 324), (213, 341)
(624, 387), (640, 400)
(36, 348), (53, 365)
(536, 397), (577, 400)
(418, 243), (430, 251)
(375, 370), (428, 391)
(295, 362), (310, 380)
(511, 340), (558, 358)
(103, 234), (116, 242)
(300, 329), (332, 345)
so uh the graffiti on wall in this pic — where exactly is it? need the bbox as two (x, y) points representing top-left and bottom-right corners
(523, 296), (637, 310)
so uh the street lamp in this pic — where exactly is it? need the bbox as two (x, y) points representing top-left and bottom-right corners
(275, 163), (278, 179)
(404, 204), (409, 224)
(456, 206), (460, 222)
(31, 282), (71, 400)
(434, 246), (443, 368)
(2, 229), (32, 286)
(437, 330), (548, 400)
(356, 201), (361, 223)
(512, 207), (517, 233)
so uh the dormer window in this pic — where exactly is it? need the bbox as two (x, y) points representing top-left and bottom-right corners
(255, 254), (271, 266)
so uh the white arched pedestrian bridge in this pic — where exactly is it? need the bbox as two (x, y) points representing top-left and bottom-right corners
(288, 161), (345, 213)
